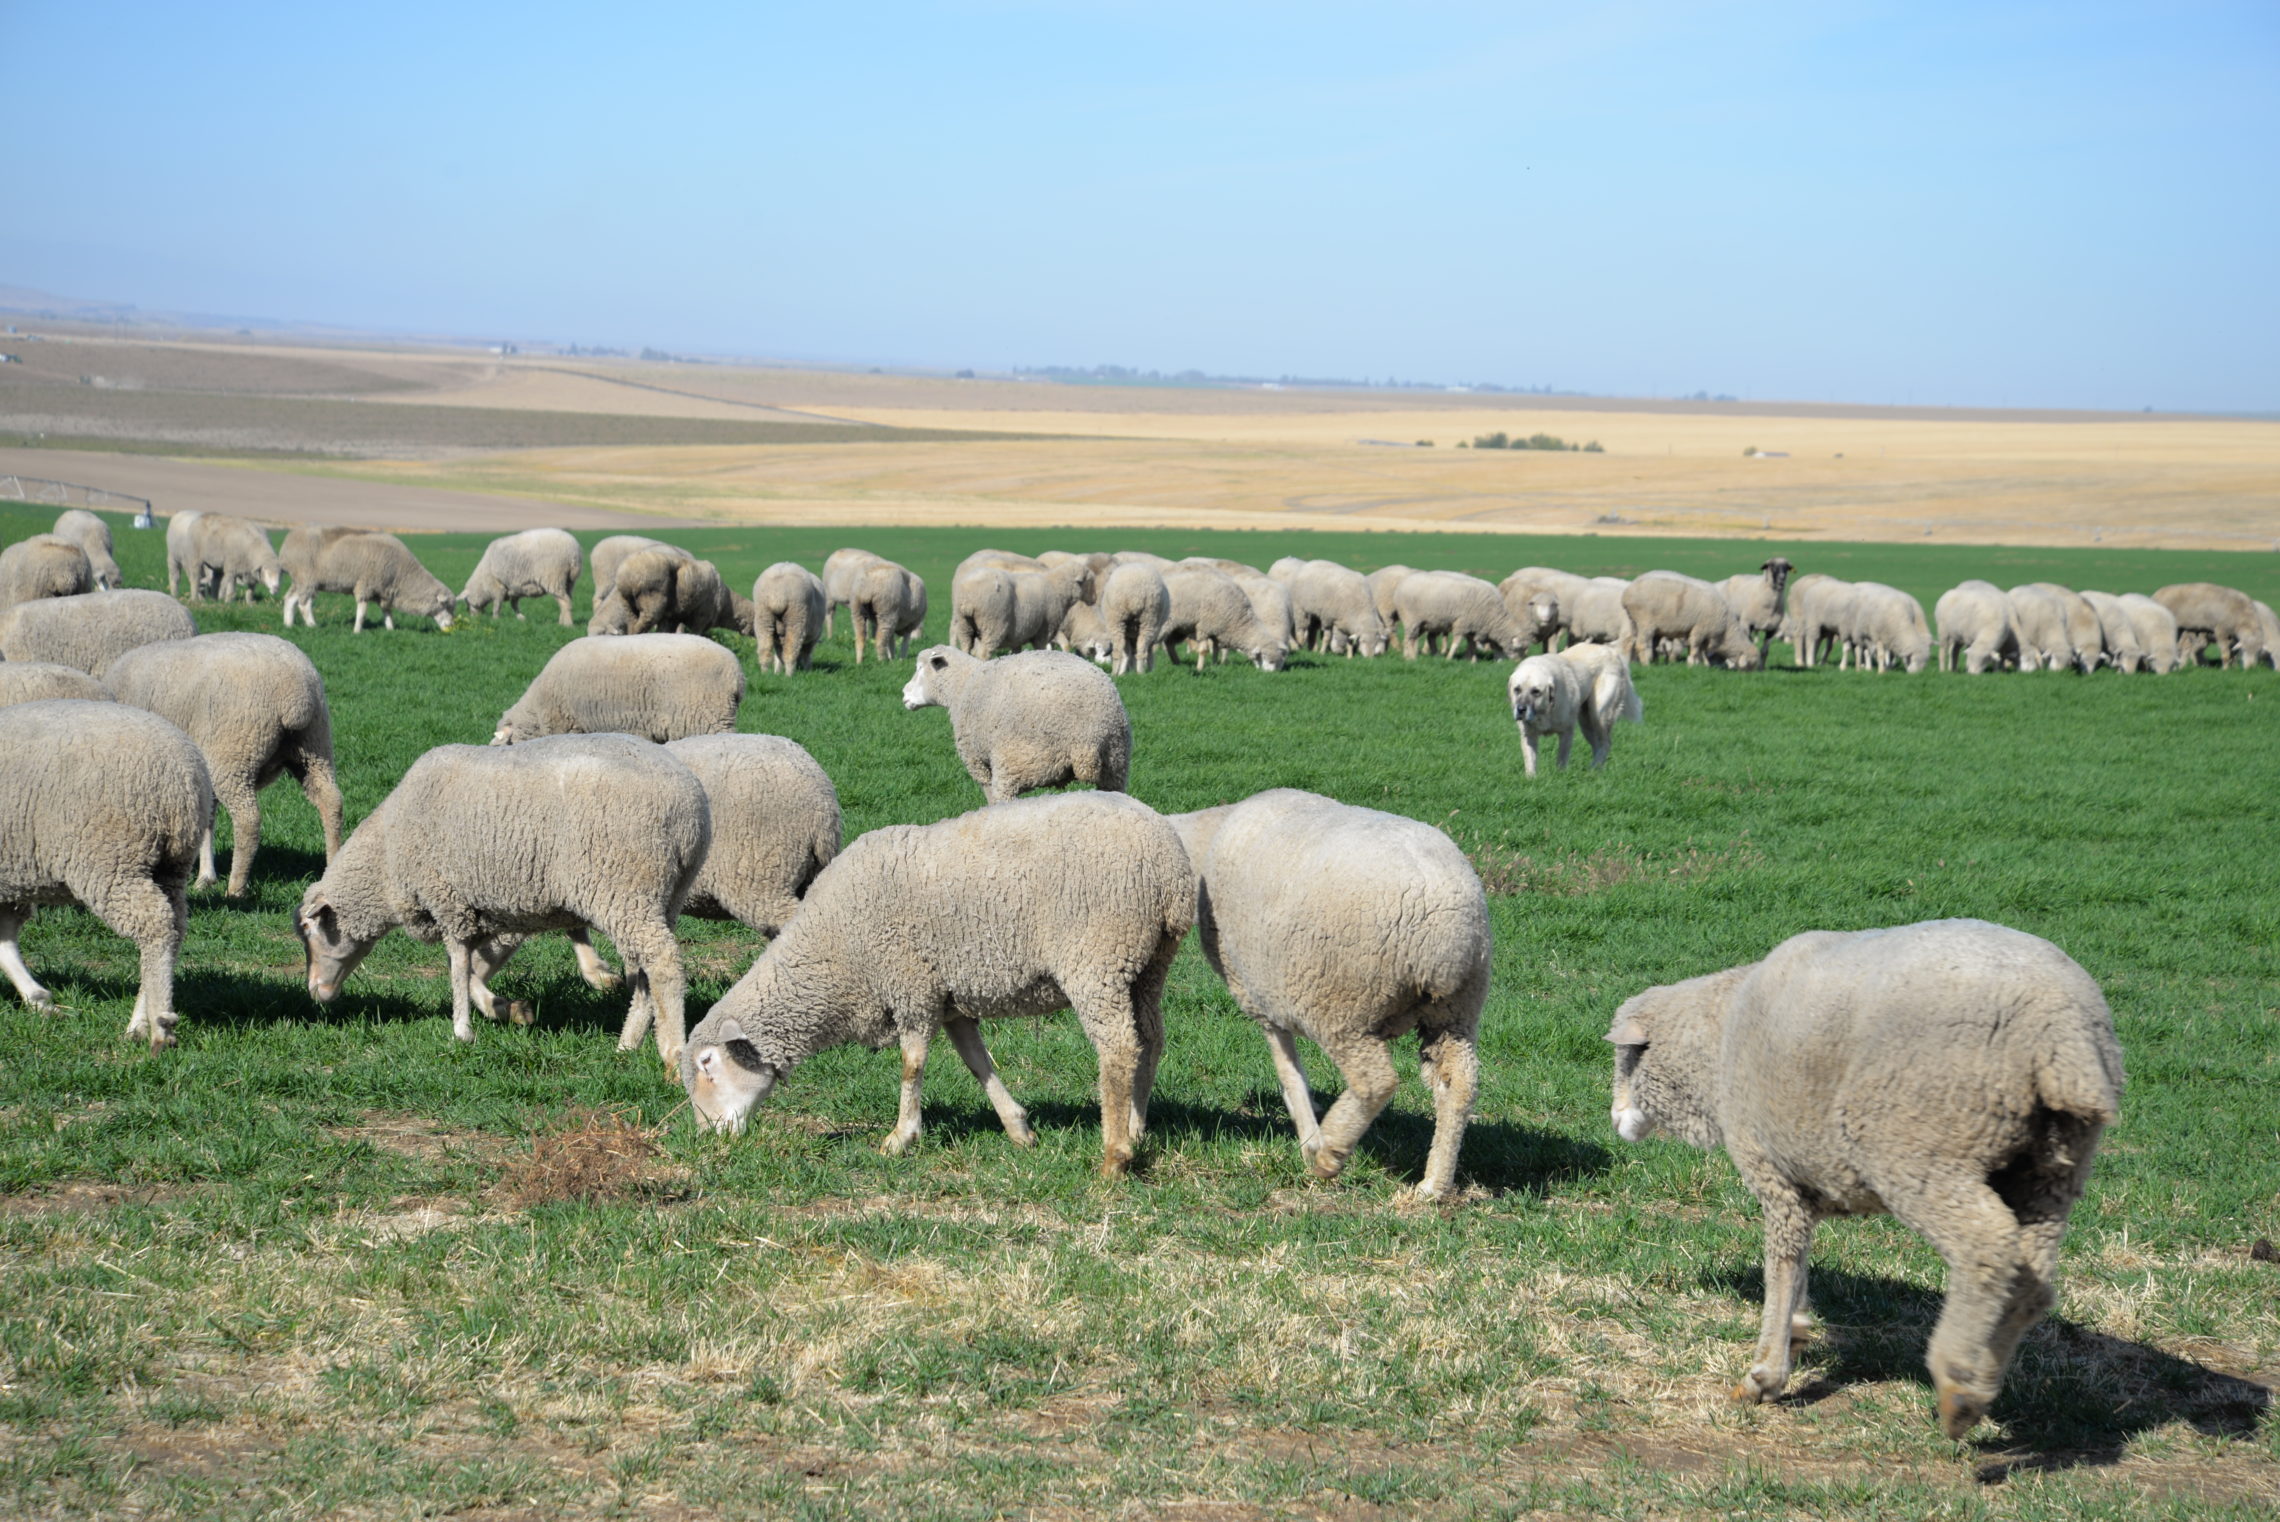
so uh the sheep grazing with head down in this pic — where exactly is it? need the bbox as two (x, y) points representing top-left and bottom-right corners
(184, 514), (285, 602)
(592, 549), (739, 638)
(2076, 591), (2146, 674)
(1507, 642), (1643, 776)
(902, 645), (1130, 804)
(2116, 594), (2180, 675)
(1168, 789), (1490, 1199)
(1056, 599), (1114, 664)
(52, 510), (122, 591)
(0, 701), (212, 1050)
(1623, 572), (1763, 668)
(1287, 561), (1388, 657)
(1783, 573), (1853, 667)
(297, 733), (708, 1060)
(493, 633), (744, 744)
(1843, 583), (1931, 674)
(1397, 570), (1544, 661)
(1160, 566), (1288, 670)
(679, 792), (1194, 1176)
(2249, 599), (2280, 672)
(0, 535), (94, 612)
(2005, 584), (2091, 673)
(461, 527), (583, 626)
(1563, 577), (1635, 650)
(2155, 582), (2265, 669)
(0, 589), (196, 675)
(588, 535), (683, 608)
(1934, 581), (2020, 675)
(752, 562), (826, 674)
(1607, 918), (2124, 1437)
(280, 528), (456, 632)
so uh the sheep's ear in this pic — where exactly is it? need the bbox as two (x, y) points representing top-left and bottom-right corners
(928, 653), (948, 670)
(1606, 1017), (1647, 1046)
(715, 1017), (746, 1046)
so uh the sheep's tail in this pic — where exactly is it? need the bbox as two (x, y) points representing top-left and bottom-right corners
(2030, 1015), (2124, 1127)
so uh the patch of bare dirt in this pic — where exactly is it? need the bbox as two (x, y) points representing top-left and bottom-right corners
(328, 1112), (515, 1165)
(0, 1180), (190, 1214)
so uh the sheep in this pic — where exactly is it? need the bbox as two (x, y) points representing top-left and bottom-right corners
(589, 534), (684, 607)
(1934, 581), (2021, 674)
(104, 633), (346, 899)
(752, 562), (826, 674)
(1397, 570), (1542, 661)
(0, 663), (113, 707)
(2077, 591), (2146, 675)
(2004, 584), (2086, 673)
(164, 512), (206, 598)
(1606, 918), (2123, 1437)
(0, 535), (94, 611)
(1717, 557), (1795, 658)
(901, 645), (1130, 804)
(281, 528), (455, 632)
(1046, 550), (1119, 585)
(493, 633), (744, 744)
(1002, 562), (1096, 655)
(821, 546), (884, 639)
(848, 558), (923, 663)
(1500, 567), (1593, 644)
(52, 510), (122, 590)
(1098, 561), (1170, 674)
(296, 733), (707, 1060)
(950, 567), (1016, 657)
(1266, 555), (1309, 583)
(1563, 577), (1635, 650)
(0, 589), (197, 675)
(1623, 572), (1763, 669)
(461, 527), (583, 626)
(1233, 572), (1295, 655)
(678, 791), (1193, 1177)
(1365, 565), (1419, 636)
(1165, 789), (1488, 1198)
(955, 547), (1047, 585)
(2116, 594), (2181, 675)
(1783, 574), (1855, 667)
(1507, 642), (1643, 776)
(1055, 599), (1114, 664)
(1287, 561), (1388, 657)
(2155, 582), (2265, 669)
(2250, 599), (2280, 672)
(0, 700), (211, 1050)
(590, 549), (739, 637)
(1843, 583), (1931, 674)
(1159, 566), (1288, 671)
(186, 514), (284, 602)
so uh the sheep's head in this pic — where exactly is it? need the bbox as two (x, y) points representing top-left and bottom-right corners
(1250, 636), (1288, 672)
(1761, 557), (1795, 596)
(680, 1017), (780, 1134)
(1605, 973), (1739, 1151)
(260, 564), (284, 595)
(901, 646), (957, 709)
(1351, 621), (1390, 658)
(1508, 659), (1558, 727)
(295, 889), (379, 1004)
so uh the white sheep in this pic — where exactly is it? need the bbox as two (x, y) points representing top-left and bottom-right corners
(1003, 562), (1095, 654)
(2116, 594), (2181, 675)
(1160, 566), (1287, 671)
(1563, 577), (1635, 650)
(0, 589), (197, 676)
(1716, 557), (1795, 659)
(949, 566), (1016, 657)
(2005, 584), (2088, 673)
(1287, 561), (1388, 657)
(901, 645), (1131, 804)
(1500, 567), (1593, 651)
(1055, 599), (1114, 664)
(752, 562), (826, 674)
(591, 549), (741, 638)
(1167, 789), (1489, 1198)
(0, 535), (94, 611)
(1232, 572), (1296, 656)
(588, 535), (683, 607)
(2076, 590), (2146, 675)
(51, 510), (122, 590)
(1397, 571), (1543, 661)
(493, 633), (744, 744)
(1934, 581), (2019, 674)
(1507, 643), (1643, 776)
(1843, 582), (1931, 674)
(183, 514), (284, 602)
(0, 700), (212, 1050)
(1607, 919), (2123, 1437)
(666, 735), (840, 935)
(2155, 582), (2265, 669)
(821, 546), (884, 640)
(1622, 572), (1762, 668)
(1099, 561), (1170, 674)
(461, 527), (583, 626)
(164, 512), (207, 599)
(297, 733), (708, 1059)
(0, 663), (113, 707)
(104, 633), (346, 899)
(2250, 599), (2280, 672)
(280, 527), (456, 631)
(848, 557), (924, 663)
(677, 792), (1194, 1177)
(1783, 573), (1853, 667)
(1365, 565), (1419, 638)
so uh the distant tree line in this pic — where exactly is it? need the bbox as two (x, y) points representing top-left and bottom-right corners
(1465, 431), (1603, 452)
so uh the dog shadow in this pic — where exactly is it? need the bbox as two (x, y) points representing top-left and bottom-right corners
(1704, 1263), (2272, 1478)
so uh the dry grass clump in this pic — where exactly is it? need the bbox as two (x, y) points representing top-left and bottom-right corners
(1461, 836), (1765, 897)
(492, 1107), (690, 1208)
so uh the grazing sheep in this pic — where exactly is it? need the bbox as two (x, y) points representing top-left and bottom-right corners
(1624, 572), (1763, 669)
(1287, 561), (1388, 657)
(1935, 582), (2021, 674)
(1266, 555), (1309, 583)
(665, 734), (840, 935)
(1783, 574), (1854, 667)
(105, 633), (346, 899)
(164, 512), (206, 598)
(752, 562), (826, 674)
(462, 527), (582, 626)
(821, 547), (884, 640)
(849, 558), (923, 663)
(297, 733), (707, 1060)
(1055, 599), (1114, 664)
(0, 535), (94, 611)
(1167, 789), (1488, 1198)
(1160, 566), (1288, 671)
(1563, 577), (1635, 650)
(950, 566), (1017, 658)
(2250, 599), (2280, 672)
(493, 633), (744, 744)
(1507, 642), (1643, 776)
(2004, 584), (2085, 673)
(1396, 570), (1540, 661)
(588, 535), (685, 608)
(281, 528), (455, 632)
(1844, 583), (1932, 674)
(0, 662), (113, 707)
(590, 549), (738, 637)
(2155, 582), (2265, 669)
(1718, 558), (1795, 658)
(1232, 572), (1295, 655)
(2116, 594), (2181, 675)
(678, 792), (1193, 1176)
(1607, 919), (2123, 1437)
(52, 510), (122, 590)
(0, 589), (197, 675)
(0, 700), (211, 1050)
(276, 525), (357, 620)
(1365, 565), (1420, 635)
(186, 514), (285, 603)
(1097, 561), (1170, 675)
(2077, 591), (2146, 675)
(902, 645), (1130, 804)
(1003, 562), (1096, 654)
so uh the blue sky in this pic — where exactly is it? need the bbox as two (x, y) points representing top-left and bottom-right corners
(6, 2), (2275, 410)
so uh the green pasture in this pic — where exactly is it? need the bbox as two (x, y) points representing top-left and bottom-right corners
(0, 503), (2274, 1518)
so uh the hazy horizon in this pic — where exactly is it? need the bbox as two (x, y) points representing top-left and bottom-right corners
(6, 2), (2274, 413)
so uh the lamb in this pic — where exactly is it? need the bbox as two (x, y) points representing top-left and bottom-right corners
(461, 527), (583, 626)
(1843, 583), (1931, 674)
(590, 549), (739, 637)
(0, 663), (113, 707)
(1397, 570), (1542, 661)
(296, 733), (707, 1060)
(1559, 577), (1635, 651)
(0, 589), (197, 675)
(588, 535), (685, 608)
(1286, 561), (1388, 657)
(1168, 790), (1489, 1199)
(1055, 599), (1114, 663)
(493, 633), (744, 744)
(1159, 566), (1288, 671)
(1098, 561), (1170, 674)
(1623, 572), (1763, 668)
(1606, 919), (2123, 1437)
(752, 562), (826, 674)
(666, 734), (841, 935)
(0, 535), (94, 611)
(52, 510), (122, 590)
(1507, 643), (1644, 776)
(164, 512), (207, 598)
(1934, 582), (2021, 674)
(950, 567), (1016, 657)
(821, 547), (884, 639)
(104, 633), (346, 898)
(848, 558), (924, 663)
(185, 514), (284, 602)
(2116, 594), (2181, 675)
(2077, 591), (2146, 675)
(281, 528), (456, 631)
(677, 792), (1193, 1177)
(1717, 558), (1795, 658)
(0, 700), (211, 1050)
(901, 645), (1130, 804)
(2155, 582), (2265, 669)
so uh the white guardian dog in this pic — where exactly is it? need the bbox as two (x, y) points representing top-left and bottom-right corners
(1507, 643), (1643, 776)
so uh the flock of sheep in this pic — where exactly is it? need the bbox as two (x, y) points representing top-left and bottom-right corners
(1, 504), (2259, 1440)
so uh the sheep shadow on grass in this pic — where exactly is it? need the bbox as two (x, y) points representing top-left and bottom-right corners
(1703, 1262), (2273, 1478)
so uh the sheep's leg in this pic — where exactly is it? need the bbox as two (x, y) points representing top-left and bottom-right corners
(944, 1015), (1034, 1146)
(1402, 629), (1421, 661)
(293, 749), (346, 862)
(353, 599), (370, 633)
(1413, 1023), (1478, 1200)
(880, 1024), (934, 1156)
(1732, 1182), (1817, 1405)
(443, 939), (481, 1042)
(553, 592), (573, 626)
(1069, 986), (1142, 1177)
(567, 926), (622, 990)
(194, 827), (220, 893)
(609, 919), (684, 1064)
(1518, 725), (1541, 778)
(0, 908), (54, 1011)
(1306, 1036), (1399, 1183)
(465, 935), (529, 1025)
(1261, 1024), (1322, 1151)
(383, 611), (396, 631)
(615, 966), (654, 1053)
(1880, 1177), (2028, 1438)
(216, 779), (261, 899)
(99, 880), (186, 1050)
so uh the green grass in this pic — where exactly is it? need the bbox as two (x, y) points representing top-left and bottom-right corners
(1, 505), (2274, 1519)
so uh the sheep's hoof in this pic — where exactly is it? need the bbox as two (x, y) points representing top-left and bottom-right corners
(583, 969), (624, 992)
(1730, 1380), (1767, 1406)
(505, 1000), (535, 1028)
(878, 1130), (917, 1157)
(1302, 1140), (1344, 1182)
(1004, 1122), (1037, 1148)
(1937, 1388), (1987, 1439)
(1097, 1152), (1132, 1179)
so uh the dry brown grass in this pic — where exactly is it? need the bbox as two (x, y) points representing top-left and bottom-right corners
(491, 1107), (691, 1208)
